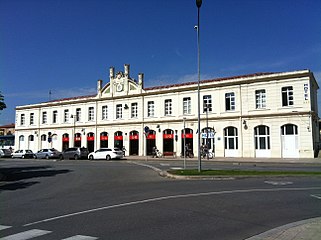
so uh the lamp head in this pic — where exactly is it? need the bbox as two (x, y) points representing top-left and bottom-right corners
(196, 0), (202, 8)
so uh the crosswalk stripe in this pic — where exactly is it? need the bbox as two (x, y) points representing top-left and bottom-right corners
(0, 229), (51, 240)
(61, 235), (98, 240)
(0, 225), (11, 230)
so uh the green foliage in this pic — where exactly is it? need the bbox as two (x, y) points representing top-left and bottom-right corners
(0, 91), (6, 111)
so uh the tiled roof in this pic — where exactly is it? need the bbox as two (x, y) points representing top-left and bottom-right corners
(45, 94), (97, 103)
(144, 72), (275, 90)
(0, 123), (15, 128)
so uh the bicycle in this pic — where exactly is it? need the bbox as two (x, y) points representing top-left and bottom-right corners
(201, 149), (213, 159)
(183, 152), (194, 158)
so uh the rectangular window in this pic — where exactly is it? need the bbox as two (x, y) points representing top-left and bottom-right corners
(164, 99), (172, 116)
(42, 112), (47, 124)
(64, 109), (69, 123)
(147, 101), (154, 117)
(76, 108), (81, 122)
(53, 110), (58, 123)
(131, 103), (138, 118)
(102, 106), (108, 120)
(183, 97), (191, 115)
(225, 92), (235, 111)
(30, 113), (34, 125)
(20, 114), (25, 126)
(255, 89), (266, 109)
(203, 95), (212, 112)
(88, 107), (94, 121)
(116, 104), (122, 119)
(282, 86), (294, 106)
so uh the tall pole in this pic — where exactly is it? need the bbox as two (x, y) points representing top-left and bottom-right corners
(206, 104), (209, 161)
(183, 117), (186, 169)
(196, 0), (202, 172)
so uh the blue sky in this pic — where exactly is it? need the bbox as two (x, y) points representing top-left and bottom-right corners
(1, 0), (321, 125)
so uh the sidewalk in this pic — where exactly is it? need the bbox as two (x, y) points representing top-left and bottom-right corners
(245, 217), (321, 240)
(125, 155), (321, 165)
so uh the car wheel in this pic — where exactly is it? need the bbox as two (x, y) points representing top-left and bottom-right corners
(33, 155), (37, 159)
(74, 154), (79, 160)
(89, 155), (94, 160)
(45, 155), (49, 160)
(59, 155), (64, 160)
(106, 155), (111, 160)
(22, 155), (25, 159)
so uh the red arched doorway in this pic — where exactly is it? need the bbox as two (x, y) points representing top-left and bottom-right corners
(129, 130), (139, 155)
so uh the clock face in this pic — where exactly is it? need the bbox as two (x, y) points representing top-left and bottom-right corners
(116, 83), (123, 92)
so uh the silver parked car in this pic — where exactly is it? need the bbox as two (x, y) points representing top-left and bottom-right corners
(11, 150), (35, 159)
(60, 147), (89, 160)
(88, 148), (123, 160)
(34, 148), (62, 159)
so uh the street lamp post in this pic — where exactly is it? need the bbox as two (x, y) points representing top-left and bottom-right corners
(196, 0), (202, 172)
(183, 117), (186, 169)
(206, 104), (209, 161)
(70, 114), (76, 147)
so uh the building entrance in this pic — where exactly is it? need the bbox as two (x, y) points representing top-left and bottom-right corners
(129, 131), (139, 155)
(87, 132), (95, 153)
(74, 133), (81, 147)
(181, 128), (193, 156)
(62, 133), (69, 151)
(100, 132), (108, 148)
(163, 129), (174, 154)
(146, 130), (156, 155)
(114, 131), (123, 149)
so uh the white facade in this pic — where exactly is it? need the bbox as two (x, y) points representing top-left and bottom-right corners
(15, 65), (320, 158)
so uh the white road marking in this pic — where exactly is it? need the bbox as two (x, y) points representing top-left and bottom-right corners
(264, 181), (293, 186)
(61, 235), (98, 240)
(170, 167), (183, 170)
(24, 186), (321, 227)
(0, 229), (51, 240)
(159, 163), (170, 166)
(310, 194), (321, 200)
(0, 225), (11, 231)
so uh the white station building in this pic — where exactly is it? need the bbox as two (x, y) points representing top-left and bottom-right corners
(15, 64), (319, 158)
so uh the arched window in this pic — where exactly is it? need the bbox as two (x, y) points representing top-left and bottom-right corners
(254, 125), (270, 150)
(28, 135), (34, 141)
(224, 127), (238, 149)
(41, 134), (46, 141)
(19, 135), (25, 141)
(281, 124), (298, 135)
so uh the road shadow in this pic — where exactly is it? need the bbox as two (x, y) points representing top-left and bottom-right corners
(0, 166), (71, 191)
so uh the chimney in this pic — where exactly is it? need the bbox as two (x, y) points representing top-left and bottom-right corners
(97, 79), (103, 92)
(124, 64), (130, 77)
(109, 66), (115, 79)
(138, 73), (144, 86)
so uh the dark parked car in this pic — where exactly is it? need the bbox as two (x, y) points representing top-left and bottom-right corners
(60, 147), (89, 160)
(34, 148), (62, 159)
(0, 148), (12, 158)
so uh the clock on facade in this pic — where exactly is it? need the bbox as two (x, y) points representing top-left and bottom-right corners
(116, 83), (123, 92)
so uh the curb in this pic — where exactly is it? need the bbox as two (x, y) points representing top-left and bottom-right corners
(245, 217), (321, 240)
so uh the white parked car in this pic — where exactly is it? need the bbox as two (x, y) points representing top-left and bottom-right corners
(88, 148), (123, 160)
(11, 150), (35, 159)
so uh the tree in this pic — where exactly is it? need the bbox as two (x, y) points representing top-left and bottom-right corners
(0, 91), (7, 111)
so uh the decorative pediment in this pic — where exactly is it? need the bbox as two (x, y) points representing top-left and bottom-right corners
(97, 64), (144, 98)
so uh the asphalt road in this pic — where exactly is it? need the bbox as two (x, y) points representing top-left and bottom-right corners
(1, 158), (321, 240)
